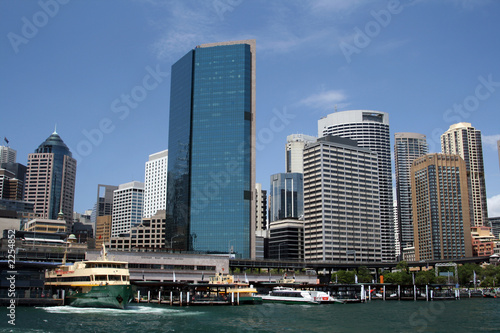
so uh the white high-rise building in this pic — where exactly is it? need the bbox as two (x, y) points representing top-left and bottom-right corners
(394, 133), (428, 252)
(111, 181), (144, 237)
(318, 110), (395, 262)
(143, 149), (168, 218)
(0, 145), (17, 164)
(441, 122), (488, 227)
(303, 136), (381, 262)
(286, 134), (317, 173)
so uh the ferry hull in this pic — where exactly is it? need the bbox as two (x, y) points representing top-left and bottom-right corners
(65, 284), (135, 309)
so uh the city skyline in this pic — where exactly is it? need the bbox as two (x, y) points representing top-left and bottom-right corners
(1, 1), (500, 217)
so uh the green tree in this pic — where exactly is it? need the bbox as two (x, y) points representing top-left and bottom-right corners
(457, 263), (482, 287)
(383, 271), (412, 285)
(415, 270), (436, 285)
(356, 266), (373, 283)
(332, 270), (355, 284)
(396, 261), (409, 273)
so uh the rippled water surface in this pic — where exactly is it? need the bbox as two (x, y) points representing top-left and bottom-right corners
(1, 298), (499, 332)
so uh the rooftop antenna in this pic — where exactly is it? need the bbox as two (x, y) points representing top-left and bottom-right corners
(53, 124), (58, 135)
(334, 105), (338, 112)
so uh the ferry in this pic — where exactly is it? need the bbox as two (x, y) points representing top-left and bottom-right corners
(260, 286), (328, 304)
(209, 272), (262, 304)
(45, 244), (135, 309)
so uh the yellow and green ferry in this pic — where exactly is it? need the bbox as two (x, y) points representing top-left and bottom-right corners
(45, 245), (134, 309)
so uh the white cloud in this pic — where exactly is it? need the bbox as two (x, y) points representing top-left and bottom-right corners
(488, 194), (500, 218)
(482, 134), (500, 150)
(142, 0), (227, 60)
(298, 89), (348, 112)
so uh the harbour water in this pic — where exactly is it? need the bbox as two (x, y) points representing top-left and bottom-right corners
(2, 298), (499, 332)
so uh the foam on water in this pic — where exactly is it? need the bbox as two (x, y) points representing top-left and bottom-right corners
(38, 305), (203, 316)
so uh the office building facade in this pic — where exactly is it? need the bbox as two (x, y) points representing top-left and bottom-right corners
(255, 183), (267, 232)
(94, 184), (118, 221)
(269, 219), (304, 261)
(24, 131), (77, 222)
(441, 122), (488, 227)
(269, 173), (304, 223)
(489, 217), (500, 239)
(144, 149), (168, 218)
(303, 136), (381, 262)
(0, 146), (16, 164)
(411, 153), (473, 261)
(110, 210), (166, 250)
(318, 110), (394, 261)
(111, 181), (144, 237)
(394, 132), (429, 252)
(166, 40), (256, 258)
(286, 134), (317, 173)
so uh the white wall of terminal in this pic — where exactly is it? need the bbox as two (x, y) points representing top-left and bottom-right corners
(86, 250), (229, 282)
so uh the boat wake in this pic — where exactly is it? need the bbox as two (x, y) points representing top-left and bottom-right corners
(38, 305), (202, 316)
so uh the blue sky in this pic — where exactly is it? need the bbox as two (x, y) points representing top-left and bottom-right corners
(1, 0), (499, 216)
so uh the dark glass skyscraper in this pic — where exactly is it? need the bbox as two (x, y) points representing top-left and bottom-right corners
(269, 173), (304, 222)
(166, 40), (256, 259)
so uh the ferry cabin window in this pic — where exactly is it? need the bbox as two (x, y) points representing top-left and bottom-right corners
(46, 276), (91, 282)
(95, 275), (108, 281)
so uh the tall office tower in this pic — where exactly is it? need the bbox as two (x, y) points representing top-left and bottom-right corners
(144, 149), (168, 218)
(0, 145), (16, 164)
(269, 173), (304, 260)
(303, 136), (382, 262)
(489, 217), (500, 239)
(394, 200), (400, 258)
(95, 184), (117, 217)
(111, 181), (144, 237)
(24, 131), (77, 222)
(255, 183), (268, 259)
(318, 110), (394, 261)
(0, 162), (27, 200)
(394, 133), (428, 253)
(441, 122), (488, 227)
(166, 40), (256, 258)
(269, 173), (304, 223)
(411, 153), (473, 261)
(286, 134), (317, 173)
(255, 183), (267, 231)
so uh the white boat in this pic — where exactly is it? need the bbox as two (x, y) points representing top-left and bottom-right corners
(260, 287), (321, 304)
